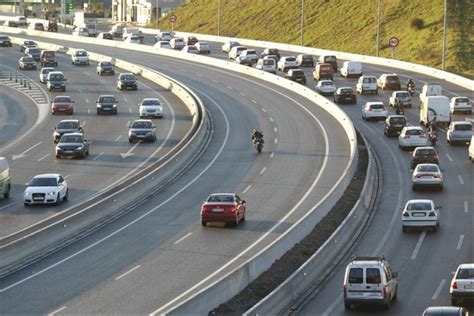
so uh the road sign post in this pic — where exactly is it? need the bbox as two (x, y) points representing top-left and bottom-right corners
(388, 36), (399, 59)
(169, 14), (177, 32)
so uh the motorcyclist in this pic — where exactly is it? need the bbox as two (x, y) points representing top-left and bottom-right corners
(251, 129), (264, 144)
(407, 78), (415, 90)
(395, 99), (405, 115)
(428, 119), (438, 135)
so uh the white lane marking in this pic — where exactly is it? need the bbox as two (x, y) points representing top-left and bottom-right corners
(87, 108), (91, 114)
(242, 185), (252, 194)
(85, 97), (89, 104)
(0, 202), (17, 210)
(48, 306), (67, 316)
(445, 153), (453, 162)
(274, 138), (278, 144)
(251, 99), (257, 104)
(226, 85), (233, 90)
(126, 120), (130, 127)
(82, 71), (90, 76)
(458, 175), (464, 185)
(274, 127), (278, 133)
(432, 279), (446, 300)
(261, 107), (267, 112)
(123, 97), (128, 102)
(259, 167), (267, 175)
(464, 201), (469, 213)
(456, 235), (465, 250)
(92, 152), (104, 161)
(115, 135), (122, 142)
(114, 265), (141, 280)
(173, 232), (193, 245)
(211, 79), (219, 83)
(411, 231), (427, 260)
(64, 175), (71, 179)
(240, 92), (246, 96)
(270, 152), (275, 159)
(38, 153), (50, 161)
(12, 142), (42, 160)
(81, 121), (87, 128)
(129, 108), (132, 113)
(269, 117), (274, 122)
(99, 79), (106, 84)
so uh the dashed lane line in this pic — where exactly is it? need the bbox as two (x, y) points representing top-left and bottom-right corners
(456, 235), (465, 250)
(432, 279), (446, 300)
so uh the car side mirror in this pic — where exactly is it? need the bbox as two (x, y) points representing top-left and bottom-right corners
(392, 272), (398, 278)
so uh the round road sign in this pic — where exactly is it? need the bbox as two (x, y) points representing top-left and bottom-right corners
(389, 37), (399, 48)
(169, 14), (177, 23)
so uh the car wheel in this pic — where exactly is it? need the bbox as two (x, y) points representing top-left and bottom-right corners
(412, 184), (416, 191)
(24, 202), (29, 207)
(439, 184), (444, 191)
(63, 189), (68, 201)
(3, 186), (10, 199)
(201, 220), (207, 227)
(97, 109), (100, 115)
(56, 193), (61, 205)
(344, 302), (351, 310)
(402, 226), (408, 233)
(451, 298), (458, 306)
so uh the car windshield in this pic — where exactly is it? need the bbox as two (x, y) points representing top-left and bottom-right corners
(132, 121), (152, 129)
(57, 121), (78, 129)
(455, 98), (470, 103)
(101, 62), (112, 67)
(76, 51), (87, 56)
(61, 135), (83, 143)
(49, 74), (64, 81)
(207, 194), (235, 203)
(25, 41), (35, 45)
(263, 60), (274, 65)
(86, 24), (95, 29)
(456, 268), (474, 279)
(407, 202), (432, 211)
(302, 55), (313, 60)
(43, 51), (54, 58)
(142, 99), (160, 106)
(286, 57), (296, 62)
(121, 75), (135, 81)
(175, 39), (184, 43)
(363, 77), (376, 83)
(324, 56), (337, 62)
(23, 57), (34, 62)
(30, 177), (57, 186)
(268, 49), (278, 54)
(99, 96), (116, 103)
(42, 69), (52, 74)
(293, 70), (305, 76)
(322, 81), (333, 86)
(454, 124), (472, 131)
(417, 165), (439, 172)
(54, 97), (71, 103)
(406, 129), (423, 136)
(370, 103), (384, 109)
(246, 50), (256, 54)
(28, 48), (39, 54)
(341, 88), (353, 94)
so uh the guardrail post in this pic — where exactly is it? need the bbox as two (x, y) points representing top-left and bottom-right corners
(15, 75), (17, 83)
(9, 73), (12, 81)
(23, 80), (27, 88)
(28, 82), (31, 90)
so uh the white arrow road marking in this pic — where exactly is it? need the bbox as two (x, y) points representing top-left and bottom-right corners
(38, 153), (50, 161)
(115, 135), (122, 142)
(242, 185), (252, 194)
(120, 142), (140, 159)
(12, 142), (42, 160)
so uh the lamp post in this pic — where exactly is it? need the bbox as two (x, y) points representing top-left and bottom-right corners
(155, 0), (159, 29)
(300, 0), (304, 46)
(376, 0), (381, 57)
(442, 0), (447, 70)
(217, 0), (221, 36)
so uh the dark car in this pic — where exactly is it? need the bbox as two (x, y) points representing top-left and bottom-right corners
(334, 87), (357, 104)
(40, 50), (57, 67)
(53, 119), (83, 143)
(261, 48), (280, 60)
(0, 35), (12, 47)
(51, 95), (74, 115)
(55, 133), (89, 159)
(117, 73), (137, 90)
(20, 40), (37, 52)
(97, 61), (115, 76)
(47, 20), (58, 32)
(25, 47), (41, 61)
(378, 74), (401, 90)
(96, 95), (118, 115)
(19, 56), (37, 70)
(422, 306), (468, 316)
(384, 115), (407, 137)
(411, 147), (439, 169)
(128, 119), (156, 142)
(4, 20), (17, 27)
(296, 54), (314, 67)
(285, 69), (306, 85)
(235, 55), (253, 66)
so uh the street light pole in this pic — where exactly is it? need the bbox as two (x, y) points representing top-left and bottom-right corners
(300, 0), (304, 46)
(217, 0), (221, 36)
(155, 0), (159, 29)
(442, 0), (447, 70)
(376, 0), (381, 57)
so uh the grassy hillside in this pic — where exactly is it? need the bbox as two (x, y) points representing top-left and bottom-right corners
(153, 0), (473, 78)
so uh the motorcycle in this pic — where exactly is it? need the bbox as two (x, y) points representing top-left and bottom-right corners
(254, 138), (263, 153)
(407, 84), (416, 97)
(395, 104), (405, 115)
(429, 132), (438, 146)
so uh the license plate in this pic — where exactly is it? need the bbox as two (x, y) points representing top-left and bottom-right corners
(33, 197), (43, 201)
(413, 212), (426, 217)
(422, 176), (432, 179)
(213, 208), (224, 212)
(345, 97), (352, 100)
(464, 285), (473, 289)
(59, 108), (65, 111)
(127, 86), (133, 90)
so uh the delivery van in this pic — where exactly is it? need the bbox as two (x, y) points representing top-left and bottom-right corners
(420, 96), (450, 127)
(0, 157), (11, 199)
(313, 63), (334, 81)
(420, 83), (442, 103)
(340, 61), (362, 78)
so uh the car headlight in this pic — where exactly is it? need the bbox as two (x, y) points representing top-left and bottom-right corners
(97, 104), (102, 108)
(24, 192), (31, 196)
(113, 104), (117, 107)
(47, 191), (56, 196)
(76, 146), (83, 150)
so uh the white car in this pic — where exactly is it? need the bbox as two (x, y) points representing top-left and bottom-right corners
(139, 98), (163, 118)
(450, 96), (472, 114)
(240, 49), (258, 63)
(398, 126), (429, 150)
(97, 32), (113, 40)
(154, 41), (172, 49)
(411, 163), (444, 191)
(23, 174), (68, 206)
(447, 121), (473, 145)
(182, 45), (199, 54)
(155, 31), (173, 42)
(195, 42), (211, 54)
(72, 27), (89, 37)
(277, 56), (298, 72)
(39, 67), (54, 83)
(356, 75), (378, 95)
(389, 91), (412, 108)
(71, 48), (89, 66)
(402, 199), (440, 232)
(256, 58), (277, 74)
(316, 80), (336, 96)
(450, 263), (474, 306)
(124, 35), (141, 44)
(361, 102), (388, 121)
(221, 40), (240, 53)
(170, 38), (185, 50)
(228, 46), (247, 60)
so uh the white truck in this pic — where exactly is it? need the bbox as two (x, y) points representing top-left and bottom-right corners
(74, 12), (98, 37)
(420, 83), (442, 104)
(419, 96), (451, 127)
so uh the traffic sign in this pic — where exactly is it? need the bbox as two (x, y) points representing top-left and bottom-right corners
(169, 14), (177, 23)
(66, 1), (74, 14)
(389, 37), (399, 48)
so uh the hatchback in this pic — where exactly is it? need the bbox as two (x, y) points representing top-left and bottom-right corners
(384, 115), (407, 137)
(195, 42), (211, 54)
(182, 45), (199, 54)
(411, 163), (443, 191)
(410, 147), (439, 169)
(361, 102), (388, 121)
(296, 54), (314, 67)
(450, 97), (472, 114)
(451, 264), (474, 306)
(285, 69), (306, 85)
(447, 121), (472, 145)
(334, 87), (356, 104)
(398, 126), (429, 150)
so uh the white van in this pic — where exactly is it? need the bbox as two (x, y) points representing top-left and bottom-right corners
(122, 27), (142, 41)
(356, 75), (378, 95)
(340, 61), (362, 78)
(420, 96), (450, 127)
(469, 135), (474, 162)
(0, 157), (11, 199)
(420, 83), (442, 103)
(256, 58), (277, 74)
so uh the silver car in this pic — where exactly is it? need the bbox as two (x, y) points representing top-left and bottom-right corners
(447, 121), (472, 145)
(361, 102), (388, 121)
(450, 263), (474, 306)
(398, 126), (429, 150)
(411, 163), (443, 191)
(128, 119), (156, 142)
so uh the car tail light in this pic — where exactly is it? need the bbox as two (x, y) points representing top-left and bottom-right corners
(403, 212), (409, 217)
(433, 156), (439, 161)
(404, 135), (410, 139)
(420, 134), (426, 138)
(433, 175), (441, 179)
(416, 175), (422, 178)
(452, 281), (458, 289)
(429, 212), (436, 217)
(383, 284), (388, 297)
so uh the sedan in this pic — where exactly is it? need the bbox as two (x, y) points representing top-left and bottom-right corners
(55, 133), (89, 159)
(97, 32), (113, 40)
(19, 56), (37, 70)
(23, 174), (68, 206)
(401, 199), (440, 232)
(128, 119), (156, 142)
(96, 95), (118, 114)
(154, 41), (172, 49)
(20, 40), (37, 52)
(51, 95), (74, 115)
(450, 263), (474, 306)
(96, 61), (115, 76)
(182, 45), (199, 54)
(334, 87), (356, 104)
(447, 121), (472, 145)
(398, 126), (429, 150)
(361, 102), (388, 121)
(411, 163), (443, 191)
(316, 80), (336, 96)
(200, 193), (246, 227)
(285, 69), (306, 85)
(139, 98), (163, 118)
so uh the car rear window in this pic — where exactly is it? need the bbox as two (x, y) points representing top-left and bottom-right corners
(246, 50), (256, 54)
(302, 55), (313, 60)
(286, 57), (296, 62)
(348, 268), (363, 284)
(390, 117), (406, 124)
(208, 194), (235, 203)
(324, 56), (337, 62)
(387, 76), (400, 81)
(363, 77), (376, 83)
(28, 48), (39, 54)
(268, 49), (279, 54)
(263, 60), (274, 65)
(366, 268), (381, 284)
(417, 165), (439, 172)
(416, 149), (436, 156)
(31, 177), (57, 187)
(341, 88), (353, 95)
(455, 98), (470, 103)
(54, 97), (71, 103)
(406, 129), (423, 136)
(407, 202), (432, 211)
(454, 124), (472, 131)
(57, 121), (78, 129)
(370, 103), (384, 109)
(456, 268), (474, 279)
(322, 81), (333, 86)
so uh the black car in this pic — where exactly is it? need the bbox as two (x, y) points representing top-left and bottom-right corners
(55, 133), (89, 159)
(47, 20), (58, 32)
(20, 40), (37, 52)
(117, 73), (137, 90)
(334, 87), (357, 104)
(97, 61), (115, 76)
(96, 95), (118, 115)
(53, 119), (83, 143)
(261, 48), (280, 60)
(411, 147), (439, 169)
(384, 115), (407, 137)
(297, 54), (314, 67)
(0, 35), (12, 47)
(285, 69), (306, 85)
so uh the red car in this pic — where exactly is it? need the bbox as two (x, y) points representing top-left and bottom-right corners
(200, 193), (246, 227)
(51, 96), (74, 115)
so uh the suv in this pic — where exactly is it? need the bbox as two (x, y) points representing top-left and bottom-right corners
(450, 263), (474, 306)
(343, 256), (398, 310)
(410, 147), (439, 169)
(47, 20), (58, 32)
(285, 69), (306, 84)
(117, 73), (137, 91)
(384, 115), (407, 137)
(71, 48), (89, 66)
(46, 71), (67, 92)
(96, 95), (118, 115)
(378, 73), (401, 90)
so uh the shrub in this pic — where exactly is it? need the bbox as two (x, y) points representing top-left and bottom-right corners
(411, 18), (424, 29)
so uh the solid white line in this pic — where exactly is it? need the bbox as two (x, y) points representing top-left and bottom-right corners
(0, 201), (17, 210)
(242, 185), (252, 194)
(115, 265), (141, 280)
(38, 153), (50, 161)
(99, 79), (106, 84)
(115, 135), (122, 142)
(458, 175), (464, 185)
(126, 120), (130, 127)
(261, 107), (267, 112)
(173, 232), (193, 245)
(274, 127), (277, 133)
(274, 138), (278, 144)
(269, 117), (274, 122)
(445, 153), (453, 162)
(251, 99), (257, 104)
(432, 279), (446, 300)
(411, 231), (427, 260)
(259, 167), (267, 175)
(16, 142), (42, 157)
(211, 79), (219, 83)
(226, 85), (233, 90)
(240, 92), (246, 96)
(81, 121), (87, 127)
(464, 201), (469, 213)
(270, 152), (275, 158)
(92, 152), (104, 161)
(48, 306), (67, 316)
(456, 235), (464, 250)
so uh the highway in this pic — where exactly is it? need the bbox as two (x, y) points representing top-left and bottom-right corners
(0, 29), (472, 314)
